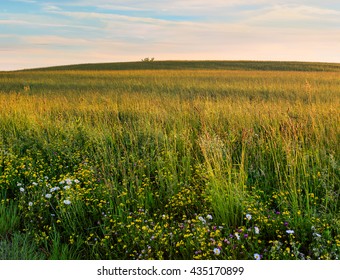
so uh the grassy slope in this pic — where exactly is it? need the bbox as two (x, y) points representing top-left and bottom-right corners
(13, 60), (340, 72)
(0, 61), (339, 260)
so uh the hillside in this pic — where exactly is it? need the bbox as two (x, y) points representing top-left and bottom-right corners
(18, 60), (340, 72)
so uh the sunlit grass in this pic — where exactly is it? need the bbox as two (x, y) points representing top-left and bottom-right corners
(0, 62), (339, 259)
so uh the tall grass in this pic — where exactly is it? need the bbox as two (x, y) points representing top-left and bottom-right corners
(0, 64), (339, 259)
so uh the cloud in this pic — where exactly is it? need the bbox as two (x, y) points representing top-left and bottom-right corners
(11, 0), (37, 3)
(242, 4), (340, 26)
(1, 0), (340, 70)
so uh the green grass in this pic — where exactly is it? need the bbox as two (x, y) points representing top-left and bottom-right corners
(0, 61), (339, 259)
(15, 60), (340, 72)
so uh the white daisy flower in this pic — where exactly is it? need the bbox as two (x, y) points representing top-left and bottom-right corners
(198, 216), (206, 224)
(254, 253), (261, 260)
(213, 248), (221, 255)
(45, 193), (52, 199)
(65, 178), (72, 185)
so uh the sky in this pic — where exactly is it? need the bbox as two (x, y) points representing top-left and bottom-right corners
(1, 0), (340, 70)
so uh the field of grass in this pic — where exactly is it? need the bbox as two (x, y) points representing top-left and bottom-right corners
(0, 61), (339, 260)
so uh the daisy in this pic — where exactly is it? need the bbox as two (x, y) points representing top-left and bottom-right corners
(254, 253), (261, 260)
(198, 216), (206, 224)
(213, 248), (221, 255)
(246, 214), (252, 221)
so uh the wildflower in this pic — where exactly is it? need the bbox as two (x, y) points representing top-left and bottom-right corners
(254, 226), (260, 234)
(28, 202), (33, 207)
(313, 233), (321, 238)
(254, 253), (261, 260)
(284, 222), (289, 227)
(50, 187), (60, 192)
(246, 214), (252, 221)
(45, 194), (52, 199)
(244, 234), (249, 238)
(17, 183), (22, 187)
(64, 186), (70, 190)
(63, 200), (71, 205)
(213, 248), (221, 255)
(19, 187), (25, 193)
(65, 178), (72, 185)
(286, 230), (294, 234)
(206, 214), (213, 220)
(32, 182), (38, 186)
(74, 179), (80, 184)
(59, 180), (65, 184)
(235, 233), (240, 240)
(198, 216), (206, 224)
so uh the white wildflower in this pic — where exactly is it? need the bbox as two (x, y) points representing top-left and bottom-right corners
(50, 187), (60, 192)
(286, 230), (295, 234)
(254, 226), (260, 234)
(74, 179), (80, 184)
(17, 183), (22, 187)
(28, 202), (33, 207)
(65, 178), (72, 185)
(246, 214), (252, 221)
(45, 193), (52, 199)
(254, 253), (261, 260)
(63, 200), (71, 205)
(64, 185), (70, 190)
(213, 248), (221, 255)
(198, 216), (206, 224)
(32, 182), (38, 186)
(206, 214), (213, 220)
(19, 187), (25, 193)
(235, 233), (240, 240)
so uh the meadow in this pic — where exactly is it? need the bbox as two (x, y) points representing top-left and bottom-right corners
(0, 61), (339, 260)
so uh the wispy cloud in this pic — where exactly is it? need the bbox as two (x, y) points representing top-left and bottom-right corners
(1, 0), (340, 70)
